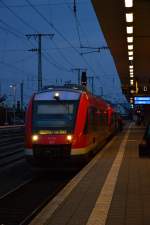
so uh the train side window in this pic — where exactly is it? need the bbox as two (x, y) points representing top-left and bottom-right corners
(88, 107), (98, 131)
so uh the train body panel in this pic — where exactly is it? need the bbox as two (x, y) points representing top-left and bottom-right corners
(25, 85), (119, 167)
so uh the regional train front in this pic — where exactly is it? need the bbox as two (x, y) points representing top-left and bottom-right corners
(25, 85), (87, 167)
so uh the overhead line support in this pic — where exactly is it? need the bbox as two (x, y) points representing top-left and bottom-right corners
(26, 33), (54, 91)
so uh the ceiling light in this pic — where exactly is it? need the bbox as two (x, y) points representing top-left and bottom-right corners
(128, 51), (133, 56)
(128, 45), (133, 50)
(130, 79), (134, 85)
(126, 13), (133, 22)
(129, 56), (133, 60)
(130, 69), (133, 72)
(127, 37), (133, 43)
(125, 0), (133, 7)
(129, 65), (133, 69)
(126, 26), (133, 34)
(130, 98), (133, 103)
(130, 75), (134, 78)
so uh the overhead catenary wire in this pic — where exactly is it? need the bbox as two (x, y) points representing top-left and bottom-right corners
(64, 0), (108, 86)
(0, 2), (74, 78)
(0, 60), (35, 77)
(0, 0), (78, 75)
(25, 0), (97, 75)
(0, 0), (102, 93)
(0, 0), (39, 33)
(0, 0), (89, 9)
(64, 0), (108, 84)
(0, 0), (104, 90)
(43, 51), (72, 73)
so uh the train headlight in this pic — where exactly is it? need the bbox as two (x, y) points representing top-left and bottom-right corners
(67, 135), (72, 142)
(32, 135), (39, 142)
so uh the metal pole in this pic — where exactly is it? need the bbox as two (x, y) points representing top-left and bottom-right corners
(38, 34), (42, 91)
(78, 69), (80, 85)
(5, 104), (8, 125)
(91, 76), (94, 94)
(20, 81), (24, 111)
(26, 33), (54, 92)
(99, 86), (103, 96)
(13, 85), (16, 125)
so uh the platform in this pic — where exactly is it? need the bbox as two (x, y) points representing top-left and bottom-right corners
(29, 122), (149, 225)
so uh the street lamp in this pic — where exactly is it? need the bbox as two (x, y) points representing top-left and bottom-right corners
(10, 84), (16, 125)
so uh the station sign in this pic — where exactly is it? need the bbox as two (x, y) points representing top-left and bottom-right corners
(134, 96), (150, 104)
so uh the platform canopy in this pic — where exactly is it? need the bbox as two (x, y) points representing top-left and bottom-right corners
(92, 0), (150, 99)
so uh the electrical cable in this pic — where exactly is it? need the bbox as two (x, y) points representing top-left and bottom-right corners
(25, 0), (97, 75)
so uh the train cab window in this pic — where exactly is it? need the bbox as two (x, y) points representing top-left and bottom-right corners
(32, 100), (78, 132)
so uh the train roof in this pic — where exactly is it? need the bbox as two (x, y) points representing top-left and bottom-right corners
(35, 84), (114, 110)
(41, 84), (88, 93)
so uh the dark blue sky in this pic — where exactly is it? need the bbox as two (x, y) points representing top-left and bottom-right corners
(0, 0), (126, 107)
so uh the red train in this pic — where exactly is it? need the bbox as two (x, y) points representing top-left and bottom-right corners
(25, 84), (120, 167)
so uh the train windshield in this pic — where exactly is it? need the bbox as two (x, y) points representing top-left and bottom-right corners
(32, 100), (78, 132)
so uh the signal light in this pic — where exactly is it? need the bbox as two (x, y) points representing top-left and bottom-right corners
(81, 72), (87, 86)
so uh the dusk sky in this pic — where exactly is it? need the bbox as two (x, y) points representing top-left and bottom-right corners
(0, 0), (127, 107)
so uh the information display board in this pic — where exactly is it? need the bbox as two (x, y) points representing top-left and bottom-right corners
(134, 96), (150, 104)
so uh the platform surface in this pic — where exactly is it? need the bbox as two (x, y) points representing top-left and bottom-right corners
(29, 123), (149, 225)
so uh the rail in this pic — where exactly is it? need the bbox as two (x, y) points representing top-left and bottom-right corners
(0, 126), (25, 167)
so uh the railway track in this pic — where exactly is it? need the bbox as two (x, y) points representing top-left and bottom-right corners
(0, 172), (74, 225)
(0, 126), (25, 167)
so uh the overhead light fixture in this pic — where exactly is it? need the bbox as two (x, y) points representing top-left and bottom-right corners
(126, 13), (133, 22)
(129, 56), (133, 60)
(130, 79), (134, 85)
(125, 0), (133, 8)
(128, 45), (133, 50)
(127, 37), (133, 43)
(126, 26), (133, 34)
(129, 65), (133, 69)
(128, 51), (133, 56)
(130, 69), (133, 72)
(130, 75), (134, 78)
(130, 104), (134, 109)
(130, 98), (133, 103)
